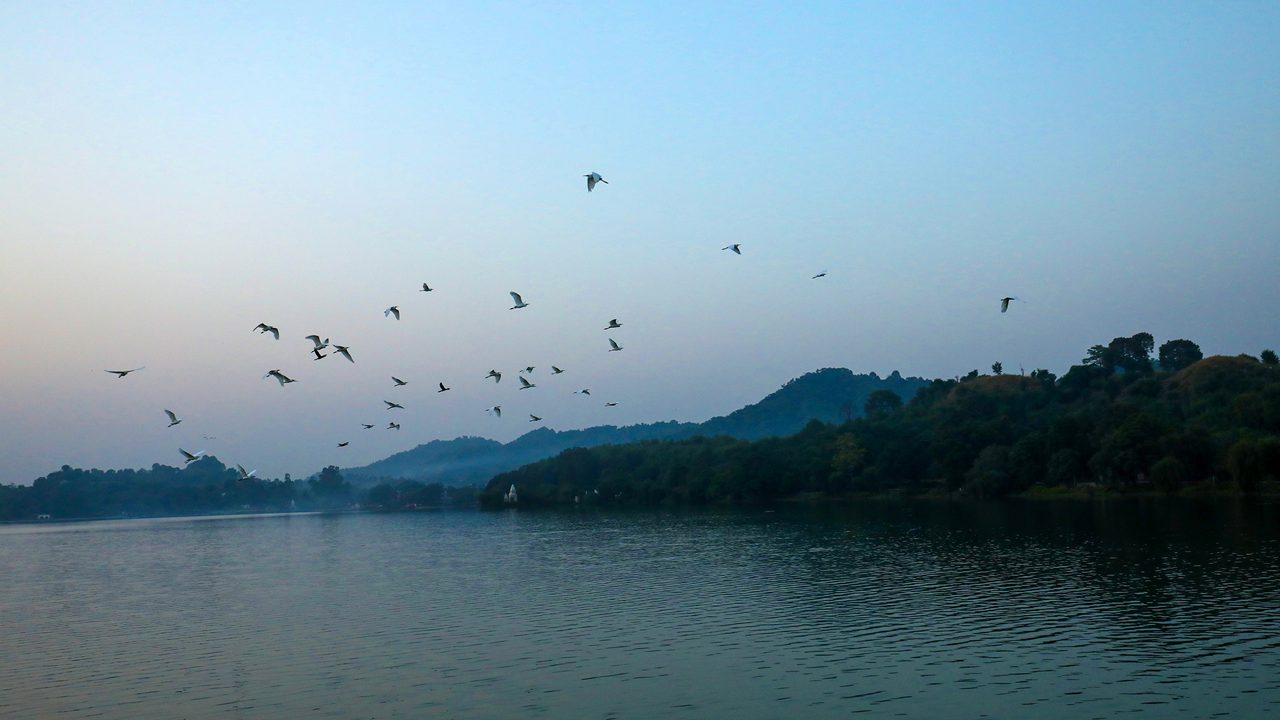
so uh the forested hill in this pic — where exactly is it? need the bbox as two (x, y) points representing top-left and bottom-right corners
(481, 337), (1280, 507)
(343, 368), (929, 486)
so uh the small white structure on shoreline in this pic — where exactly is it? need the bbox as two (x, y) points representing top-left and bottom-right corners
(503, 484), (518, 504)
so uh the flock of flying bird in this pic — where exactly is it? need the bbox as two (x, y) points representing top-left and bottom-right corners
(104, 170), (1023, 480)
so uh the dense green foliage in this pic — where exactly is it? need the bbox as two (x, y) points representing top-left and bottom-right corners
(481, 335), (1280, 507)
(0, 460), (472, 522)
(344, 368), (927, 485)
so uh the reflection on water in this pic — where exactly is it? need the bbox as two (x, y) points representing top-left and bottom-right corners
(1, 500), (1277, 719)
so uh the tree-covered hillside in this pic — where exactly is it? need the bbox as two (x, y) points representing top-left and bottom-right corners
(481, 336), (1280, 507)
(343, 368), (928, 485)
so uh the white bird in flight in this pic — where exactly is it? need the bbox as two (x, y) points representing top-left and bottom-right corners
(305, 335), (330, 350)
(388, 422), (400, 430)
(529, 414), (542, 422)
(585, 172), (608, 192)
(723, 244), (742, 255)
(420, 283), (433, 292)
(333, 345), (354, 363)
(392, 376), (408, 387)
(509, 291), (529, 309)
(179, 448), (205, 465)
(524, 366), (535, 374)
(384, 306), (400, 320)
(518, 376), (535, 390)
(812, 271), (827, 279)
(264, 369), (297, 386)
(164, 409), (182, 428)
(486, 370), (502, 383)
(253, 323), (280, 339)
(236, 464), (257, 481)
(604, 318), (622, 329)
(551, 366), (564, 374)
(605, 402), (618, 407)
(487, 406), (502, 417)
(437, 382), (450, 393)
(385, 400), (404, 410)
(575, 389), (591, 396)
(105, 367), (145, 378)
(1000, 296), (1018, 313)
(608, 338), (623, 352)
(362, 423), (375, 429)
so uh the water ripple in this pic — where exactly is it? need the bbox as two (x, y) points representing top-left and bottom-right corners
(1, 501), (1278, 719)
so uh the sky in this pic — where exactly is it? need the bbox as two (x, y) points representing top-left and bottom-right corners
(2, 2), (1278, 483)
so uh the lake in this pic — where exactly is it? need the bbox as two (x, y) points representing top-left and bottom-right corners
(2, 501), (1278, 719)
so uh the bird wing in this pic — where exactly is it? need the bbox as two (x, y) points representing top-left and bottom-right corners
(439, 382), (447, 391)
(338, 347), (353, 362)
(164, 410), (178, 422)
(254, 323), (268, 332)
(180, 449), (194, 460)
(587, 176), (596, 191)
(519, 377), (531, 388)
(609, 339), (620, 350)
(510, 291), (523, 305)
(268, 327), (279, 339)
(305, 335), (322, 348)
(494, 372), (501, 383)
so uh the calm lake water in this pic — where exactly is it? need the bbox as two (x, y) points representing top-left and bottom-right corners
(2, 501), (1278, 719)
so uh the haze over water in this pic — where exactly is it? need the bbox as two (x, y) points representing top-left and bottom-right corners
(3, 502), (1277, 719)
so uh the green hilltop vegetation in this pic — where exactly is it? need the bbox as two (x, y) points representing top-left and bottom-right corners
(480, 335), (1280, 508)
(343, 368), (929, 486)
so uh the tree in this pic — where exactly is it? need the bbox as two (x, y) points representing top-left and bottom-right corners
(991, 362), (1003, 375)
(1149, 456), (1187, 493)
(1262, 349), (1278, 366)
(1158, 339), (1203, 372)
(1227, 439), (1265, 493)
(964, 445), (1013, 497)
(1112, 332), (1155, 374)
(365, 483), (398, 508)
(1083, 345), (1115, 373)
(309, 465), (353, 509)
(829, 433), (866, 492)
(1045, 449), (1084, 486)
(863, 389), (903, 417)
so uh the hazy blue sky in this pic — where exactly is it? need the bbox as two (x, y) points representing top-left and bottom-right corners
(2, 2), (1277, 483)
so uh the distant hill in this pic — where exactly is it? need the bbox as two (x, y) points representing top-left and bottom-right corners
(342, 368), (929, 486)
